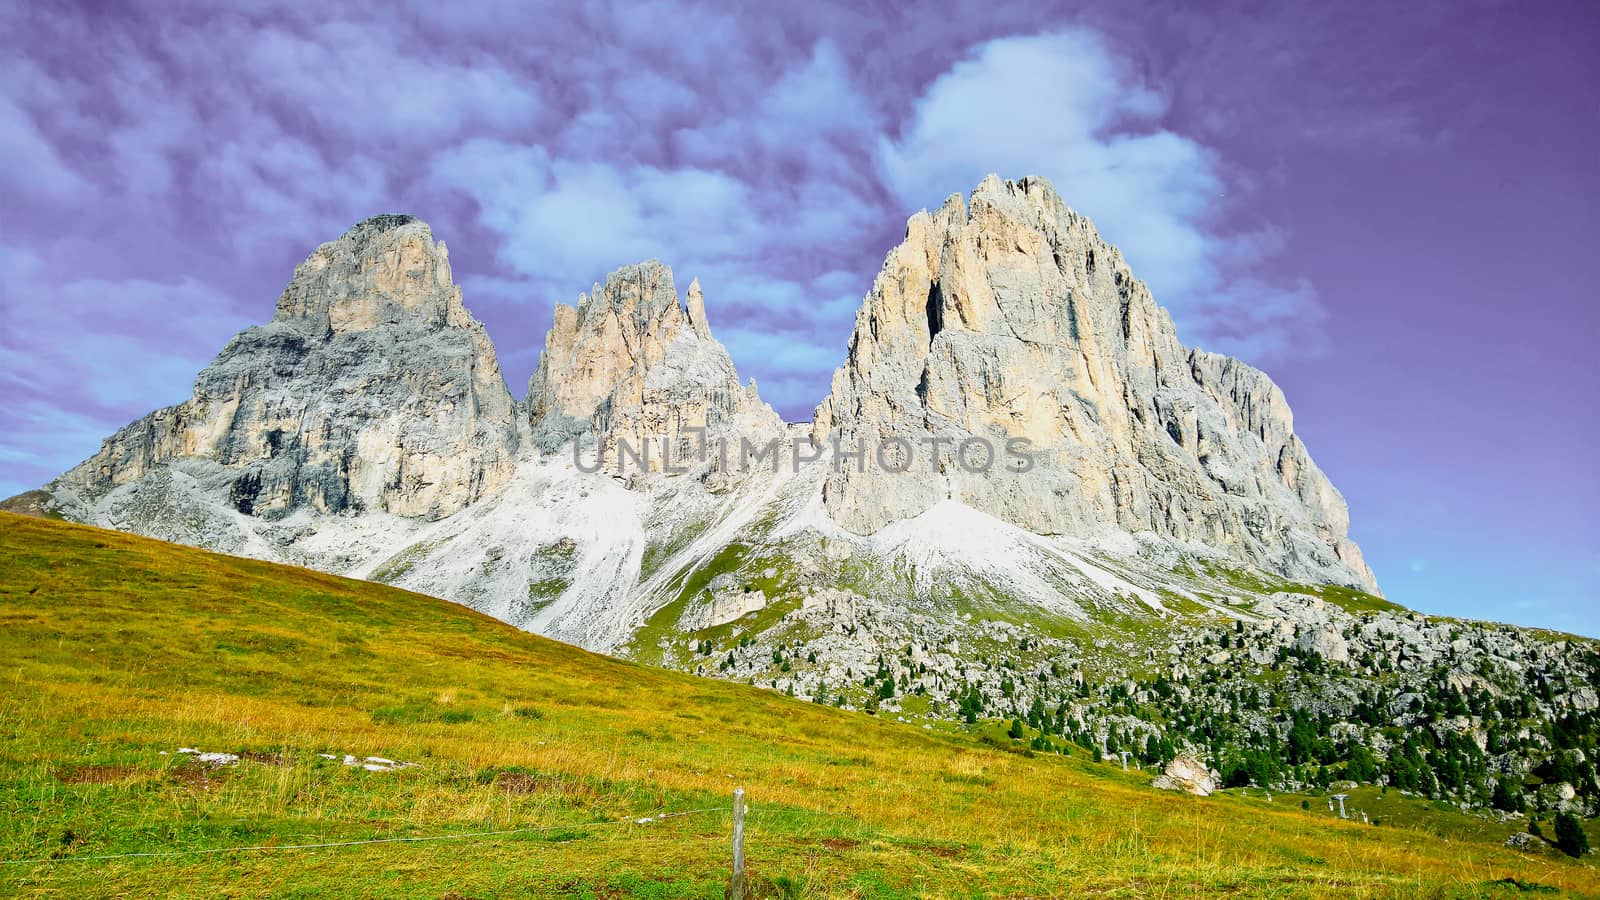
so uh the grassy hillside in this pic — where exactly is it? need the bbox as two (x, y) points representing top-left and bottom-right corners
(0, 512), (1593, 898)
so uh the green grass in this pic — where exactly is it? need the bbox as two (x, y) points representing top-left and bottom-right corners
(1281, 582), (1408, 616)
(0, 512), (1595, 897)
(628, 542), (760, 663)
(367, 538), (443, 584)
(1181, 558), (1404, 616)
(630, 543), (812, 666)
(1235, 785), (1600, 852)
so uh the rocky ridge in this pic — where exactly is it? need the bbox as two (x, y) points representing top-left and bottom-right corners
(814, 175), (1375, 593)
(667, 568), (1598, 819)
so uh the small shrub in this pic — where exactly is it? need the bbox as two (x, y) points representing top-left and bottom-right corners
(768, 875), (805, 900)
(370, 702), (477, 725)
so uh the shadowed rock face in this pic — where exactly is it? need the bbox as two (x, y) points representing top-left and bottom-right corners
(814, 175), (1377, 593)
(50, 215), (520, 521)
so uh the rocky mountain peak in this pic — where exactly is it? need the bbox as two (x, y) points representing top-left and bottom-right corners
(44, 215), (520, 530)
(815, 174), (1378, 593)
(22, 181), (1384, 656)
(527, 260), (685, 425)
(273, 214), (469, 337)
(527, 261), (778, 467)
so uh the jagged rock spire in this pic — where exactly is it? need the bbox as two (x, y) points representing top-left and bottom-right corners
(526, 261), (777, 469)
(527, 261), (686, 426)
(685, 277), (712, 339)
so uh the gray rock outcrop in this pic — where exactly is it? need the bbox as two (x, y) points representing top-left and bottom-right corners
(813, 175), (1377, 593)
(525, 260), (778, 470)
(47, 215), (520, 521)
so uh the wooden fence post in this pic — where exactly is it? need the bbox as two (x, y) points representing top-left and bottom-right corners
(731, 787), (746, 900)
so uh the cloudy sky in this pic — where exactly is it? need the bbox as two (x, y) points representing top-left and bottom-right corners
(2, 0), (1595, 634)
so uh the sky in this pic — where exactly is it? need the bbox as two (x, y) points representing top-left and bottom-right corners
(1, 0), (1596, 635)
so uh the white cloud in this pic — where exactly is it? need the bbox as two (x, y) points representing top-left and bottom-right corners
(243, 23), (541, 139)
(1182, 277), (1328, 359)
(431, 140), (760, 291)
(674, 39), (876, 171)
(0, 251), (253, 415)
(669, 38), (882, 246)
(425, 38), (888, 417)
(193, 133), (388, 252)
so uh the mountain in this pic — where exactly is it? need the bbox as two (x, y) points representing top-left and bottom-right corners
(8, 512), (1593, 896)
(10, 177), (1598, 823)
(815, 175), (1374, 593)
(525, 260), (779, 464)
(37, 215), (520, 556)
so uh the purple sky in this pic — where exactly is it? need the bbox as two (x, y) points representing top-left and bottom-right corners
(2, 1), (1595, 634)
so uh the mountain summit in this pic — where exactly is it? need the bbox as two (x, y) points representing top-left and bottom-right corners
(526, 260), (778, 469)
(42, 216), (520, 550)
(815, 175), (1375, 593)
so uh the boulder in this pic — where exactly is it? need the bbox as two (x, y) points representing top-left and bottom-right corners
(1151, 755), (1219, 796)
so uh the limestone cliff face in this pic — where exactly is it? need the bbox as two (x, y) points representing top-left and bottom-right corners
(813, 175), (1377, 593)
(51, 215), (520, 520)
(526, 261), (778, 472)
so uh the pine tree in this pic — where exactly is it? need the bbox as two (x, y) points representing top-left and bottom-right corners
(1346, 742), (1379, 783)
(1490, 779), (1524, 813)
(1554, 811), (1590, 858)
